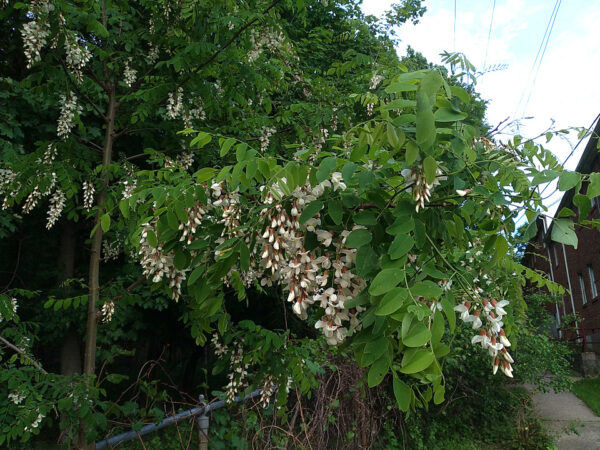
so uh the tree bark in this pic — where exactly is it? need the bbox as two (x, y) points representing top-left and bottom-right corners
(79, 85), (116, 449)
(57, 221), (81, 444)
(57, 219), (82, 377)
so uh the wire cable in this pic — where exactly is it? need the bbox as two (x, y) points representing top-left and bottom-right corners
(539, 113), (600, 200)
(520, 0), (561, 119)
(513, 0), (561, 124)
(453, 0), (457, 52)
(483, 0), (496, 70)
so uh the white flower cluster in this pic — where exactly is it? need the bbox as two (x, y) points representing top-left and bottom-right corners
(23, 185), (42, 214)
(369, 73), (383, 90)
(24, 411), (44, 432)
(0, 297), (18, 323)
(212, 183), (246, 265)
(259, 375), (275, 408)
(123, 58), (137, 87)
(57, 91), (82, 139)
(146, 46), (160, 65)
(138, 221), (187, 301)
(42, 172), (57, 196)
(82, 180), (94, 210)
(247, 27), (287, 63)
(64, 33), (91, 83)
(211, 333), (228, 357)
(43, 143), (57, 164)
(366, 101), (374, 116)
(46, 189), (65, 229)
(21, 20), (49, 68)
(101, 300), (115, 323)
(175, 151), (194, 170)
(121, 179), (137, 200)
(454, 298), (514, 377)
(102, 238), (120, 262)
(259, 126), (275, 152)
(179, 202), (206, 245)
(166, 87), (184, 120)
(253, 174), (364, 345)
(0, 169), (17, 210)
(224, 341), (248, 403)
(182, 103), (206, 129)
(402, 165), (446, 212)
(139, 173), (365, 345)
(8, 391), (25, 405)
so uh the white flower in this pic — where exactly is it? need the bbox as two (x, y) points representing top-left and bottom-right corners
(499, 330), (511, 347)
(494, 299), (509, 316)
(330, 172), (346, 191)
(316, 230), (333, 247)
(453, 303), (471, 321)
(465, 312), (482, 329)
(456, 189), (470, 197)
(471, 330), (490, 348)
(8, 391), (25, 405)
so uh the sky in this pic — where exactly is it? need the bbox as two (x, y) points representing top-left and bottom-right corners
(361, 0), (600, 215)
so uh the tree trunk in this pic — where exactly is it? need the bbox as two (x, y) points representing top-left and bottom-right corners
(79, 85), (116, 449)
(57, 219), (82, 376)
(57, 220), (82, 444)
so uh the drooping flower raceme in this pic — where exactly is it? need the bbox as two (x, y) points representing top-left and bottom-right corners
(123, 58), (137, 87)
(21, 20), (50, 68)
(82, 180), (94, 210)
(57, 91), (82, 139)
(46, 189), (65, 229)
(64, 32), (91, 83)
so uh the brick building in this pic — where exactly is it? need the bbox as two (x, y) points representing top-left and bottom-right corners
(523, 119), (600, 352)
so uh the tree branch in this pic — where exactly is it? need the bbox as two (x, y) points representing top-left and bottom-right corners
(85, 66), (108, 94)
(125, 147), (188, 162)
(61, 62), (108, 122)
(108, 276), (146, 305)
(427, 202), (455, 207)
(0, 335), (48, 374)
(74, 134), (103, 153)
(154, 0), (283, 108)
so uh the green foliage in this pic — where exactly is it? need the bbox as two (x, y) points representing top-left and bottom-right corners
(0, 0), (592, 447)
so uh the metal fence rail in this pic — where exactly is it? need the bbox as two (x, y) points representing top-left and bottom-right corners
(95, 388), (264, 449)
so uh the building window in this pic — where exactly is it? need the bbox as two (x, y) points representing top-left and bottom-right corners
(589, 266), (598, 299)
(579, 273), (588, 305)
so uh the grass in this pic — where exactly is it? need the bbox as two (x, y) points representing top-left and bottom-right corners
(571, 377), (600, 416)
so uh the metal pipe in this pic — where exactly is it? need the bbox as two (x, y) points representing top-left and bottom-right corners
(95, 389), (263, 449)
(197, 395), (209, 450)
(561, 243), (580, 336)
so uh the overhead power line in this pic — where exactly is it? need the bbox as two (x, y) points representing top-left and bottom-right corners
(483, 0), (496, 70)
(520, 0), (561, 119)
(453, 0), (457, 52)
(539, 113), (600, 199)
(513, 0), (561, 124)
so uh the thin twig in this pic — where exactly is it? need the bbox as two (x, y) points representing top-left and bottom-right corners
(60, 61), (107, 122)
(295, 387), (313, 450)
(1, 237), (22, 293)
(0, 335), (48, 374)
(74, 134), (103, 152)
